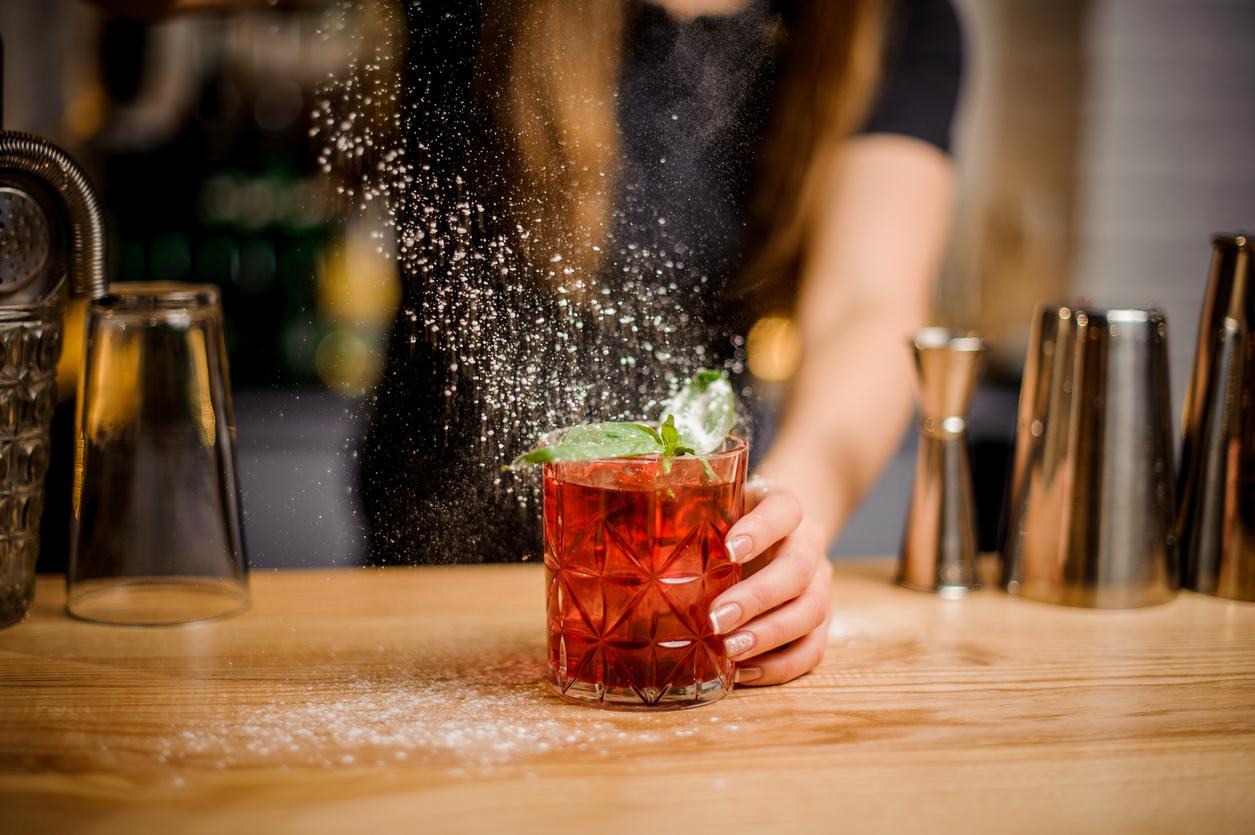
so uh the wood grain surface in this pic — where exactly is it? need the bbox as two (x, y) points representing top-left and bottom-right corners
(1, 559), (1253, 835)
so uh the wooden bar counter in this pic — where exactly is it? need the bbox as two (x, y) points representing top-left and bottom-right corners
(2, 559), (1253, 834)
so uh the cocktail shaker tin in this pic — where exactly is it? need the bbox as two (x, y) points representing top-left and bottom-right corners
(1001, 302), (1178, 608)
(1178, 233), (1255, 602)
(0, 130), (108, 628)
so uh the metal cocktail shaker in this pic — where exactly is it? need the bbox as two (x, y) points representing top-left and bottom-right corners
(1178, 233), (1255, 602)
(0, 128), (108, 628)
(1001, 302), (1178, 608)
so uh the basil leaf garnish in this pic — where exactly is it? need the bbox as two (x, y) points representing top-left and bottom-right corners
(508, 422), (662, 469)
(507, 369), (737, 468)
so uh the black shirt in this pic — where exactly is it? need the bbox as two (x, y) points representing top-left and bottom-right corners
(361, 0), (963, 564)
(612, 0), (962, 290)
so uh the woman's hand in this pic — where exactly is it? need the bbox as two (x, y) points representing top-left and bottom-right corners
(710, 137), (954, 687)
(708, 478), (832, 686)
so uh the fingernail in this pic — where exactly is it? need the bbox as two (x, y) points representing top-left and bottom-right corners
(734, 665), (762, 685)
(724, 535), (752, 563)
(724, 631), (755, 659)
(708, 602), (742, 635)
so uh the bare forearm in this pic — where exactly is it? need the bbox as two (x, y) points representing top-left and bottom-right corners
(755, 134), (955, 544)
(758, 307), (921, 541)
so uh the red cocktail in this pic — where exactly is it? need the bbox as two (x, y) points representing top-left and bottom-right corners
(543, 434), (747, 710)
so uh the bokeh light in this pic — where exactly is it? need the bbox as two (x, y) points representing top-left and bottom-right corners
(746, 316), (801, 382)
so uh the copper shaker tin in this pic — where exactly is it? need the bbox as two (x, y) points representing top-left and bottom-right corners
(1178, 233), (1255, 602)
(1001, 303), (1178, 608)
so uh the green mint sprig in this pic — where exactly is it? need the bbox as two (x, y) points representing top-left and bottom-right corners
(659, 415), (696, 457)
(506, 369), (735, 469)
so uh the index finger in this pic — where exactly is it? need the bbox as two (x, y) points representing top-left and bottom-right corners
(724, 487), (803, 564)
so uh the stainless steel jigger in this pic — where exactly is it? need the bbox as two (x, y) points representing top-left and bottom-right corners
(1001, 303), (1177, 608)
(898, 328), (988, 598)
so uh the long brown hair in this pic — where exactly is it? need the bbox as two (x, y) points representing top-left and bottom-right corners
(478, 0), (891, 305)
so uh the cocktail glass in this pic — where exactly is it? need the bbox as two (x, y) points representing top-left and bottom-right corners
(543, 432), (748, 710)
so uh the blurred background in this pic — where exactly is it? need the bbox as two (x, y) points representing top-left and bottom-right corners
(2, 0), (1253, 568)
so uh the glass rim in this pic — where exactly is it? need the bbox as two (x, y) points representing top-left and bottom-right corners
(91, 281), (221, 312)
(539, 426), (748, 465)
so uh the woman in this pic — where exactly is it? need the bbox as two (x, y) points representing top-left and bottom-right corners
(362, 0), (961, 686)
(94, 0), (961, 687)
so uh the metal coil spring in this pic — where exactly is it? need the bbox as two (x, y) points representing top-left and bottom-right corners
(0, 130), (108, 300)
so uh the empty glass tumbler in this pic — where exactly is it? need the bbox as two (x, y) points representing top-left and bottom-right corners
(68, 283), (248, 625)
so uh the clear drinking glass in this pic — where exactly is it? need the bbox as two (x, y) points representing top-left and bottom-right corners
(543, 433), (748, 710)
(0, 304), (62, 629)
(67, 283), (248, 625)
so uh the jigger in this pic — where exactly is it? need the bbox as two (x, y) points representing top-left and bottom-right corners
(899, 328), (988, 597)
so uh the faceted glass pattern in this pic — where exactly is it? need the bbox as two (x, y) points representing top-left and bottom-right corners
(543, 436), (747, 710)
(0, 305), (62, 628)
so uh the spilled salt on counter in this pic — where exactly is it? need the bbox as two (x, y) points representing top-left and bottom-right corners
(161, 671), (743, 771)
